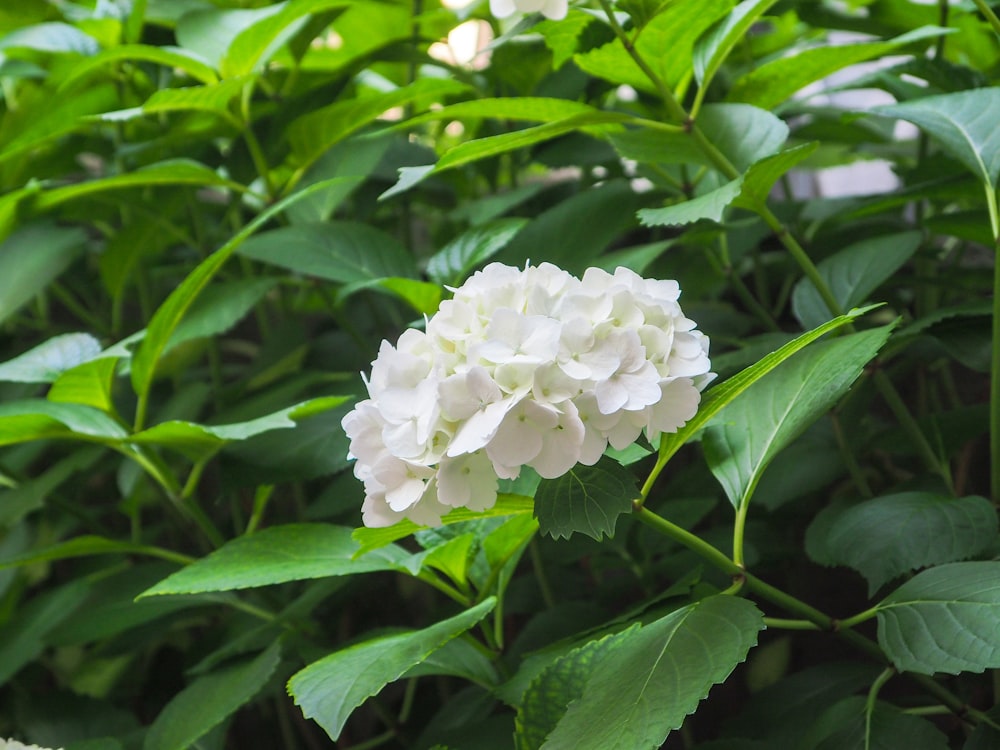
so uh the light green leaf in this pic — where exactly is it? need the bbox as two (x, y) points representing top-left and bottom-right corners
(403, 635), (500, 687)
(792, 231), (922, 330)
(176, 5), (283, 68)
(574, 0), (735, 94)
(57, 44), (219, 89)
(372, 277), (442, 316)
(535, 11), (596, 69)
(693, 0), (780, 88)
(0, 333), (101, 383)
(657, 306), (877, 467)
(0, 535), (192, 571)
(876, 562), (1000, 675)
(731, 142), (818, 209)
(130, 178), (347, 410)
(47, 357), (119, 414)
(97, 77), (248, 124)
(822, 493), (997, 595)
(139, 524), (411, 597)
(0, 399), (127, 446)
(639, 179), (743, 227)
(534, 456), (638, 541)
(236, 221), (416, 284)
(704, 325), (893, 509)
(541, 596), (764, 749)
(220, 0), (352, 78)
(129, 397), (349, 461)
(33, 159), (235, 212)
(0, 22), (99, 54)
(0, 223), (86, 325)
(426, 219), (529, 286)
(144, 642), (281, 750)
(287, 78), (471, 171)
(516, 628), (634, 750)
(351, 494), (536, 554)
(289, 598), (495, 740)
(727, 26), (952, 110)
(871, 87), (1000, 188)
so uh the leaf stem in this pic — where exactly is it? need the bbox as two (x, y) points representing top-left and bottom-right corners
(972, 0), (1000, 38)
(865, 667), (896, 742)
(988, 182), (1000, 503)
(762, 617), (821, 631)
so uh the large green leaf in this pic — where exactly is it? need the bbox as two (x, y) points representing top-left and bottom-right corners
(168, 277), (278, 350)
(236, 221), (415, 284)
(0, 399), (128, 446)
(727, 26), (951, 110)
(144, 642), (282, 750)
(821, 493), (997, 595)
(175, 5), (283, 68)
(57, 43), (219, 89)
(704, 325), (892, 509)
(534, 456), (638, 541)
(872, 88), (1000, 188)
(876, 562), (1000, 675)
(693, 0), (780, 89)
(639, 179), (743, 227)
(0, 21), (99, 55)
(426, 219), (529, 286)
(656, 306), (875, 468)
(289, 598), (496, 740)
(47, 356), (119, 414)
(139, 524), (411, 597)
(0, 333), (101, 383)
(0, 224), (86, 325)
(0, 535), (192, 571)
(811, 697), (949, 750)
(573, 0), (735, 95)
(541, 596), (763, 749)
(792, 231), (923, 330)
(516, 628), (634, 750)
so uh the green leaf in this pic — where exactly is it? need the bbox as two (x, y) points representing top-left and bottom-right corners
(129, 397), (349, 461)
(876, 562), (1000, 675)
(516, 628), (634, 750)
(535, 11), (596, 69)
(289, 598), (496, 741)
(0, 535), (192, 571)
(823, 493), (997, 595)
(541, 596), (764, 749)
(287, 78), (470, 171)
(0, 333), (101, 383)
(351, 494), (536, 554)
(57, 43), (219, 89)
(727, 26), (952, 110)
(0, 448), (103, 529)
(220, 0), (353, 78)
(99, 77), (248, 124)
(175, 5), (282, 68)
(0, 22), (99, 54)
(360, 277), (441, 316)
(693, 0), (780, 88)
(169, 277), (278, 350)
(574, 0), (735, 94)
(144, 642), (282, 750)
(0, 223), (86, 325)
(656, 306), (877, 468)
(0, 399), (127, 446)
(811, 697), (950, 750)
(639, 179), (743, 227)
(129, 177), (346, 411)
(792, 231), (923, 330)
(426, 219), (529, 286)
(730, 143), (818, 209)
(47, 357), (119, 414)
(236, 221), (415, 284)
(139, 524), (411, 597)
(534, 456), (638, 541)
(401, 97), (600, 130)
(704, 325), (893, 509)
(871, 88), (1000, 188)
(403, 635), (500, 687)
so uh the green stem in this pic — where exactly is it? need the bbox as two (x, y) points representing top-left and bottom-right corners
(245, 484), (275, 535)
(241, 83), (274, 198)
(972, 0), (1000, 38)
(988, 182), (1000, 503)
(632, 504), (742, 577)
(732, 500), (750, 569)
(762, 617), (821, 631)
(866, 667), (896, 745)
(529, 537), (556, 609)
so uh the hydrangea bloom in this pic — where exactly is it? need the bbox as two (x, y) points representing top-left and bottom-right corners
(490, 0), (568, 20)
(0, 740), (62, 750)
(342, 263), (713, 527)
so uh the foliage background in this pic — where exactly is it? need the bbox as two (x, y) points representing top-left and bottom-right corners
(0, 0), (999, 748)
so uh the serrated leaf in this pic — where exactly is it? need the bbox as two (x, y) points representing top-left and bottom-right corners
(236, 220), (416, 284)
(129, 397), (348, 461)
(731, 142), (818, 209)
(541, 596), (764, 749)
(823, 493), (997, 595)
(516, 628), (634, 750)
(426, 219), (529, 286)
(639, 179), (743, 227)
(693, 0), (780, 88)
(534, 456), (638, 541)
(139, 524), (411, 597)
(812, 697), (950, 750)
(876, 562), (1000, 675)
(656, 306), (876, 469)
(144, 642), (281, 750)
(574, 0), (735, 94)
(289, 598), (495, 740)
(0, 334), (101, 383)
(792, 231), (922, 330)
(535, 12), (595, 69)
(704, 325), (892, 509)
(871, 88), (1000, 188)
(727, 26), (952, 110)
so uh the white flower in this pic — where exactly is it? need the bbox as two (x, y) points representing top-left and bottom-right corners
(0, 740), (63, 750)
(490, 0), (568, 20)
(342, 262), (712, 527)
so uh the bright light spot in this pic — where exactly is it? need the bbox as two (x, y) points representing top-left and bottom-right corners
(428, 20), (493, 69)
(446, 121), (465, 137)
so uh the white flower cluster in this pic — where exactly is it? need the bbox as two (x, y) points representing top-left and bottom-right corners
(0, 740), (62, 750)
(342, 263), (713, 528)
(490, 0), (568, 21)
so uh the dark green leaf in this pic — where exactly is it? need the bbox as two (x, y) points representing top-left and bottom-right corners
(693, 0), (780, 88)
(0, 224), (86, 325)
(535, 456), (639, 541)
(812, 697), (949, 750)
(426, 219), (529, 286)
